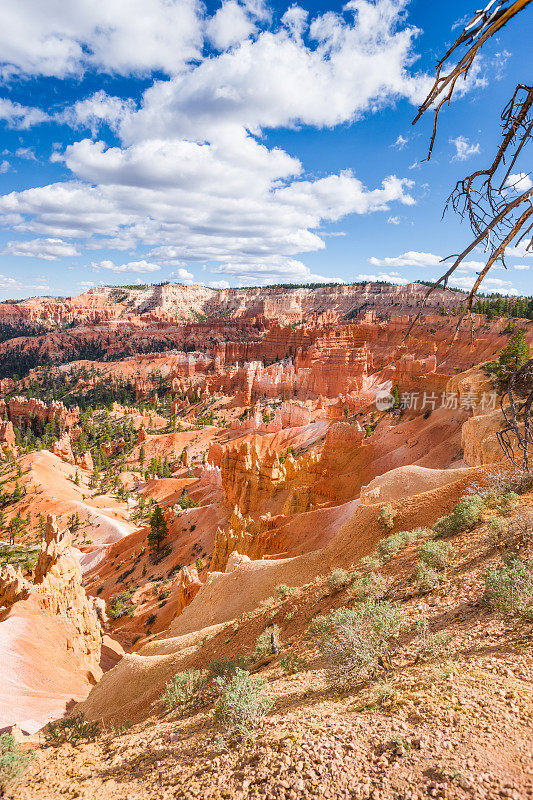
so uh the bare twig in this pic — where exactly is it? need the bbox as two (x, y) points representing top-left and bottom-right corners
(405, 1), (533, 342)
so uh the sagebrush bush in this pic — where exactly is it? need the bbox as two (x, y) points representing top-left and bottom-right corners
(43, 713), (100, 746)
(418, 540), (455, 570)
(275, 584), (299, 601)
(415, 562), (444, 591)
(377, 529), (420, 562)
(351, 570), (387, 601)
(378, 504), (397, 530)
(483, 468), (533, 498)
(208, 657), (248, 679)
(415, 618), (451, 659)
(488, 515), (506, 534)
(258, 596), (276, 609)
(484, 557), (533, 618)
(495, 491), (520, 516)
(163, 669), (210, 713)
(314, 600), (404, 684)
(253, 625), (281, 658)
(327, 568), (350, 592)
(279, 652), (309, 674)
(433, 494), (485, 538)
(0, 734), (34, 788)
(108, 589), (137, 619)
(359, 555), (381, 572)
(214, 668), (273, 741)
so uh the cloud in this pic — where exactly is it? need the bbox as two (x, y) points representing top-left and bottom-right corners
(0, 98), (48, 129)
(0, 161), (9, 174)
(505, 173), (533, 192)
(3, 237), (80, 260)
(369, 250), (443, 268)
(0, 274), (23, 290)
(0, 168), (414, 266)
(281, 5), (308, 37)
(208, 279), (230, 289)
(356, 272), (409, 285)
(58, 92), (136, 135)
(169, 268), (194, 281)
(450, 136), (480, 162)
(206, 1), (257, 50)
(120, 2), (431, 143)
(387, 216), (400, 225)
(0, 0), (494, 284)
(369, 250), (490, 272)
(514, 264), (530, 271)
(391, 134), (408, 150)
(91, 259), (161, 273)
(504, 241), (533, 259)
(0, 0), (203, 79)
(211, 255), (342, 285)
(14, 147), (38, 161)
(450, 275), (518, 296)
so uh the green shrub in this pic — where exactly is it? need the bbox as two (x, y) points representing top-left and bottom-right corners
(258, 596), (276, 609)
(484, 557), (533, 618)
(0, 734), (34, 787)
(433, 495), (485, 538)
(208, 657), (248, 679)
(109, 589), (137, 619)
(163, 669), (210, 713)
(275, 584), (299, 601)
(279, 652), (308, 674)
(253, 625), (281, 658)
(359, 555), (381, 572)
(415, 619), (451, 659)
(378, 504), (397, 530)
(327, 568), (350, 592)
(377, 530), (419, 562)
(351, 571), (387, 601)
(313, 600), (404, 684)
(415, 562), (444, 591)
(214, 668), (273, 741)
(43, 713), (100, 746)
(418, 540), (455, 570)
(495, 491), (519, 516)
(488, 515), (506, 534)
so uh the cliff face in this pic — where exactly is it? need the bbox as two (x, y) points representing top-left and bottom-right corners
(0, 281), (468, 329)
(0, 396), (79, 433)
(219, 438), (319, 515)
(0, 515), (103, 733)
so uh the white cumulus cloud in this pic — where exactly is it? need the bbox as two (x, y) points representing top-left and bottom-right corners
(0, 98), (48, 129)
(169, 268), (194, 281)
(3, 237), (80, 260)
(91, 259), (161, 273)
(505, 173), (533, 192)
(0, 0), (203, 79)
(369, 251), (443, 268)
(206, 1), (257, 50)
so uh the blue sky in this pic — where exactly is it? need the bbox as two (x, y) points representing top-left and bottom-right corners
(0, 0), (531, 300)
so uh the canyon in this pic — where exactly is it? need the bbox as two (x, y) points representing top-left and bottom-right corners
(0, 282), (530, 800)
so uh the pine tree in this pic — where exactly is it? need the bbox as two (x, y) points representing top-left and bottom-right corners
(497, 329), (530, 386)
(148, 503), (169, 552)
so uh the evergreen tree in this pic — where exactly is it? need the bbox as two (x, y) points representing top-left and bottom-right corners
(497, 329), (530, 386)
(148, 503), (169, 552)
